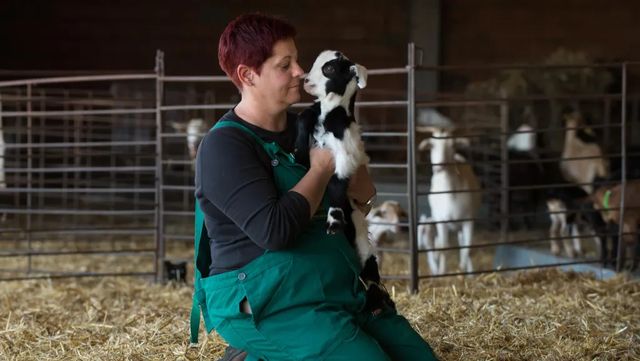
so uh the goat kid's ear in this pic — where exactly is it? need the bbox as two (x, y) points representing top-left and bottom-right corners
(418, 138), (431, 151)
(350, 64), (368, 89)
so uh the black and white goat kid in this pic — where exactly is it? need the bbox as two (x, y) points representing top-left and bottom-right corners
(295, 50), (393, 313)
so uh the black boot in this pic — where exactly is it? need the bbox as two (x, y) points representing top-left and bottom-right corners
(217, 346), (247, 361)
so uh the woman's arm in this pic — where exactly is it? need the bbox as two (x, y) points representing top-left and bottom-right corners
(291, 146), (335, 218)
(348, 164), (377, 215)
(199, 129), (314, 250)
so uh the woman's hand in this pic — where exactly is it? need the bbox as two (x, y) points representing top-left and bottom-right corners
(309, 146), (335, 176)
(291, 146), (335, 218)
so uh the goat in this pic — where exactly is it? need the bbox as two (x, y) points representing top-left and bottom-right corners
(560, 111), (608, 194)
(545, 184), (606, 259)
(591, 179), (640, 270)
(418, 127), (482, 275)
(366, 200), (407, 269)
(296, 50), (393, 312)
(170, 118), (208, 170)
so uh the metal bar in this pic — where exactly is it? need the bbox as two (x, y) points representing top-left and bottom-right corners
(0, 249), (156, 257)
(0, 271), (156, 282)
(0, 209), (155, 215)
(1, 108), (157, 118)
(368, 163), (408, 169)
(161, 210), (194, 217)
(416, 259), (609, 279)
(27, 84), (33, 274)
(361, 131), (408, 137)
(5, 166), (156, 173)
(0, 74), (156, 88)
(617, 63), (627, 272)
(414, 61), (623, 72)
(500, 102), (509, 243)
(161, 185), (195, 191)
(0, 228), (155, 235)
(155, 50), (165, 282)
(0, 187), (157, 193)
(407, 43), (419, 294)
(4, 140), (156, 149)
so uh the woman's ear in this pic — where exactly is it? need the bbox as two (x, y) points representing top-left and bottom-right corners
(236, 64), (255, 87)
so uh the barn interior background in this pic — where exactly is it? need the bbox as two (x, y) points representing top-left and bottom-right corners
(1, 1), (640, 360)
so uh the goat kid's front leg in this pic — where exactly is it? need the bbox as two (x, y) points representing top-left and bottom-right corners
(326, 175), (350, 235)
(549, 214), (562, 256)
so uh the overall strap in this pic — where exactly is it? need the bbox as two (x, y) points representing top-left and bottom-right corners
(190, 118), (294, 344)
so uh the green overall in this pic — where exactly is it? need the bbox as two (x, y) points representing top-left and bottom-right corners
(191, 120), (438, 361)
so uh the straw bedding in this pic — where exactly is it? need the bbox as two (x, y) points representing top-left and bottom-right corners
(1, 266), (638, 361)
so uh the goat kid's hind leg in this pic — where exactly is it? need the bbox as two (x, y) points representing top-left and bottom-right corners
(549, 214), (562, 256)
(326, 175), (350, 235)
(458, 222), (474, 274)
(435, 222), (449, 275)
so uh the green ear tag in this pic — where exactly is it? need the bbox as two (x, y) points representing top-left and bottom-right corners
(603, 190), (612, 210)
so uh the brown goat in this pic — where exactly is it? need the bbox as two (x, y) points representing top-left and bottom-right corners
(591, 179), (640, 269)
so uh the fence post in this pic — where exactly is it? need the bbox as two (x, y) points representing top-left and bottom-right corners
(155, 50), (166, 282)
(616, 63), (627, 272)
(407, 43), (419, 293)
(500, 101), (510, 244)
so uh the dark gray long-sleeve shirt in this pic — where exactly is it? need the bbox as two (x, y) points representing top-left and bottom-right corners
(195, 109), (311, 275)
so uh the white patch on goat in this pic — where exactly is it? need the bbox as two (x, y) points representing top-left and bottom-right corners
(351, 207), (373, 265)
(316, 122), (366, 179)
(507, 124), (536, 152)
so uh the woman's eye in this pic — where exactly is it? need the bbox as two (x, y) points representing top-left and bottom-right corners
(282, 63), (290, 69)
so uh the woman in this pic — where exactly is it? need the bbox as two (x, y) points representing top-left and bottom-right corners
(192, 13), (438, 361)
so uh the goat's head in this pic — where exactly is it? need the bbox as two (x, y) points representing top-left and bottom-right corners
(563, 110), (584, 129)
(367, 200), (407, 236)
(417, 127), (457, 172)
(303, 50), (367, 101)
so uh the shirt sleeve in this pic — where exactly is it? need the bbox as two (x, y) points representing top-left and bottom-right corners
(197, 127), (311, 250)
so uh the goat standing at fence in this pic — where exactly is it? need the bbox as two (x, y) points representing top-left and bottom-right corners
(560, 111), (608, 194)
(418, 128), (482, 275)
(170, 118), (208, 170)
(296, 50), (393, 312)
(591, 179), (640, 270)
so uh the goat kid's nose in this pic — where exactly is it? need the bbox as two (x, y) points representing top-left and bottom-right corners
(304, 78), (310, 84)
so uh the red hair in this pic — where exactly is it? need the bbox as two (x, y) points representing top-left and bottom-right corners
(218, 13), (297, 89)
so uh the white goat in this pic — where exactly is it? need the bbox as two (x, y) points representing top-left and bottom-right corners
(560, 111), (608, 194)
(170, 118), (207, 170)
(419, 128), (482, 275)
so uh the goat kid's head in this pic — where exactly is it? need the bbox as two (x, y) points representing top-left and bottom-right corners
(367, 200), (407, 235)
(303, 50), (367, 101)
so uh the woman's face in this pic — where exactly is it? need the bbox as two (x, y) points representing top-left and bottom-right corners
(251, 38), (304, 111)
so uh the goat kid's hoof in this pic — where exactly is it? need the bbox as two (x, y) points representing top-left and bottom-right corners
(326, 221), (344, 235)
(326, 208), (346, 234)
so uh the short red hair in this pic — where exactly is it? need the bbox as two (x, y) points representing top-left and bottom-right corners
(218, 13), (297, 89)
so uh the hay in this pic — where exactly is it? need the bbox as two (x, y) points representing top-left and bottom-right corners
(1, 268), (638, 361)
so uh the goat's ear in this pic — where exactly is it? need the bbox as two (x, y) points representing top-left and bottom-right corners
(454, 136), (471, 148)
(350, 64), (368, 89)
(418, 138), (431, 151)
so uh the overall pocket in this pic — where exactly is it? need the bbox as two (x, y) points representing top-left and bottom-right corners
(200, 256), (294, 328)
